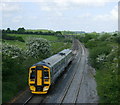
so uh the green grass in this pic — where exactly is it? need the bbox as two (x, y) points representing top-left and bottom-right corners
(95, 68), (119, 103)
(8, 34), (58, 41)
(26, 29), (54, 33)
(4, 40), (26, 49)
(4, 34), (72, 53)
(4, 34), (59, 50)
(51, 42), (72, 54)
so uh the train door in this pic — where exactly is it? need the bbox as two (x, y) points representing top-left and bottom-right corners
(37, 70), (43, 85)
(36, 66), (44, 86)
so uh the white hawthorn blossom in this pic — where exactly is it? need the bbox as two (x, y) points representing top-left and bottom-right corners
(26, 37), (51, 59)
(2, 43), (25, 59)
(96, 54), (106, 62)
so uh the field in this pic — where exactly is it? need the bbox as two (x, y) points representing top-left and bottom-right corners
(2, 33), (72, 103)
(8, 34), (58, 41)
(4, 34), (71, 51)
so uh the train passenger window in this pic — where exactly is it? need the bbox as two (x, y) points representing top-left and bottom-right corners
(44, 71), (49, 79)
(30, 70), (36, 79)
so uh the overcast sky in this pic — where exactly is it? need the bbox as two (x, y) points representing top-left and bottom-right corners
(0, 0), (119, 32)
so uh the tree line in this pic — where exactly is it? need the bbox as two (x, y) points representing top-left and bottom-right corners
(2, 27), (63, 36)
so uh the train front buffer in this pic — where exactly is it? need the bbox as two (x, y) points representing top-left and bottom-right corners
(28, 65), (51, 94)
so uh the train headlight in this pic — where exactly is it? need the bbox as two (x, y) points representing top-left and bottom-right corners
(43, 87), (48, 91)
(30, 86), (35, 91)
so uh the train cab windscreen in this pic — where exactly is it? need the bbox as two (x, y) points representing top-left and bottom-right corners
(44, 71), (49, 79)
(30, 70), (36, 79)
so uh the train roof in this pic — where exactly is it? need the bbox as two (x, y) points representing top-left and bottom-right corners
(32, 49), (72, 67)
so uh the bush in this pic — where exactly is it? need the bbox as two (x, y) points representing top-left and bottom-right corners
(26, 37), (51, 59)
(88, 45), (112, 69)
(2, 43), (26, 78)
(2, 43), (28, 103)
(2, 43), (25, 59)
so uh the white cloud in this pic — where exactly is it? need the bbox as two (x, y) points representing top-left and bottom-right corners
(78, 13), (92, 18)
(30, 16), (38, 20)
(2, 0), (44, 2)
(1, 2), (21, 12)
(2, 0), (119, 11)
(36, 0), (119, 20)
(2, 0), (119, 2)
(1, 0), (118, 32)
(12, 16), (22, 23)
(94, 14), (110, 21)
(41, 6), (51, 11)
(1, 0), (119, 18)
(111, 5), (118, 19)
(94, 5), (118, 21)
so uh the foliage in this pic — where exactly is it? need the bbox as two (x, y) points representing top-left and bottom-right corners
(77, 32), (119, 103)
(3, 28), (56, 36)
(2, 43), (26, 76)
(51, 41), (72, 54)
(4, 40), (26, 49)
(2, 32), (72, 103)
(26, 37), (51, 59)
(55, 31), (62, 36)
(61, 30), (76, 35)
(2, 43), (27, 103)
(17, 27), (25, 34)
(8, 34), (58, 41)
(6, 28), (11, 33)
(2, 43), (25, 59)
(2, 39), (51, 102)
(2, 33), (25, 42)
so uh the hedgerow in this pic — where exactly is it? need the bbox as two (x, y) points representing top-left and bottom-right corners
(2, 33), (25, 42)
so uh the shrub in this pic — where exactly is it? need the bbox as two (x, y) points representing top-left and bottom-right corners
(2, 43), (26, 78)
(2, 43), (28, 103)
(26, 37), (51, 59)
(2, 43), (25, 59)
(89, 45), (112, 69)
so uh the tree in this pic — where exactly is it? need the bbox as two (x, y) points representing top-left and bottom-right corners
(55, 31), (62, 36)
(26, 37), (51, 59)
(17, 27), (25, 34)
(6, 28), (11, 33)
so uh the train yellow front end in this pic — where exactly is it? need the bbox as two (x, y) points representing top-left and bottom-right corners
(28, 65), (51, 94)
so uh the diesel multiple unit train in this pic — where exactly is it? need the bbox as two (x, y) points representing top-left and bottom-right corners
(28, 49), (74, 94)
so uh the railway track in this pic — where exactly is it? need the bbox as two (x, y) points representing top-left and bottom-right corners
(58, 51), (82, 104)
(14, 39), (88, 104)
(23, 95), (33, 105)
(58, 40), (87, 104)
(23, 52), (81, 104)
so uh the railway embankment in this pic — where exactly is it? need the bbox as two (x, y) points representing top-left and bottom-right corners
(76, 33), (119, 103)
